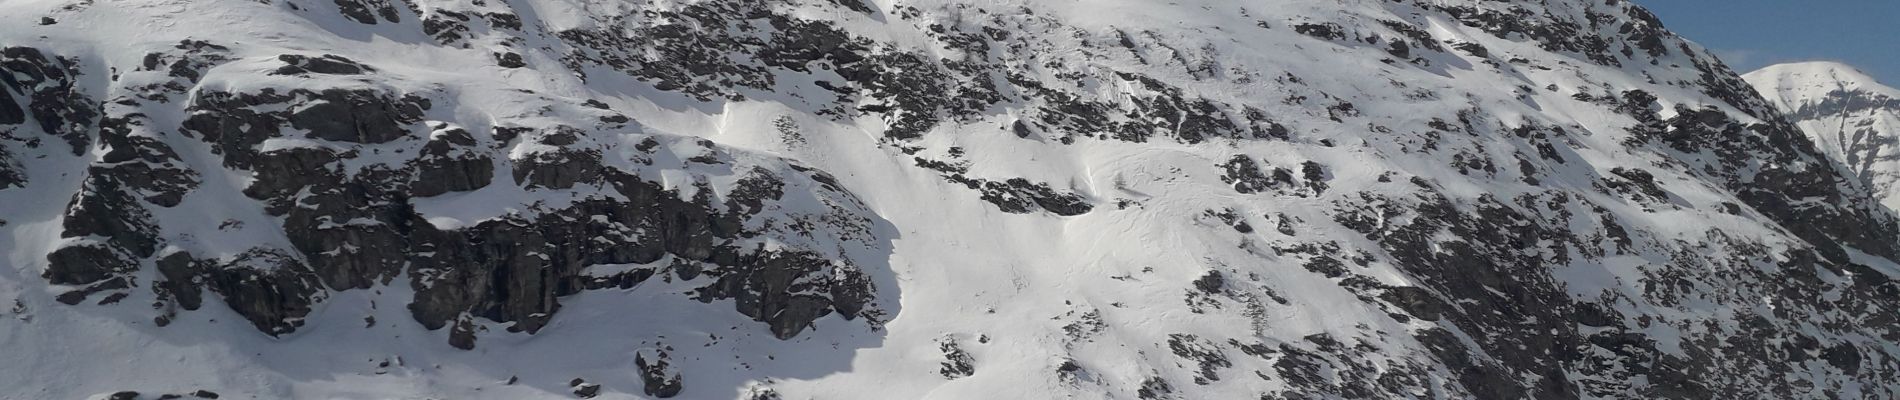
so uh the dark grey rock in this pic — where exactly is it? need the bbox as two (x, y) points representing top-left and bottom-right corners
(272, 54), (373, 75)
(287, 89), (426, 144)
(0, 149), (22, 190)
(636, 352), (683, 398)
(571, 382), (600, 399)
(155, 252), (205, 311)
(510, 147), (604, 190)
(1378, 286), (1446, 321)
(0, 82), (22, 125)
(945, 176), (1092, 216)
(1, 47), (96, 154)
(494, 52), (525, 68)
(202, 249), (323, 336)
(334, 0), (400, 24)
(448, 317), (477, 350)
(411, 126), (493, 197)
(1192, 271), (1224, 293)
(938, 338), (975, 379)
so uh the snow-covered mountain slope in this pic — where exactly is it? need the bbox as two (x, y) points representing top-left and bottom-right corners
(4, 0), (1900, 398)
(1746, 62), (1900, 211)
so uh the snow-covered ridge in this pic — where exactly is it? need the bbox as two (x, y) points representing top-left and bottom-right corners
(1748, 61), (1900, 112)
(1746, 62), (1900, 211)
(2, 0), (1900, 399)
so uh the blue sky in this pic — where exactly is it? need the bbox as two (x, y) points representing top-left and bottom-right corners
(1639, 1), (1900, 83)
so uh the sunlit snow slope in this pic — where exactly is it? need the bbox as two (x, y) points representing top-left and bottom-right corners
(4, 0), (1900, 399)
(1747, 62), (1900, 212)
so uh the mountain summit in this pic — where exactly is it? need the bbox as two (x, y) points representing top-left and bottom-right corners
(4, 0), (1900, 398)
(1746, 62), (1900, 211)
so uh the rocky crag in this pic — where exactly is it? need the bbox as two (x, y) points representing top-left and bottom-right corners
(3, 0), (1900, 398)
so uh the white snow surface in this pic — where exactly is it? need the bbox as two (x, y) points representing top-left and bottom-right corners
(1746, 61), (1900, 211)
(0, 0), (1896, 399)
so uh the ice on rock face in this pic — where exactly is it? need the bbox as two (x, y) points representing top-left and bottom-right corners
(3, 0), (1900, 399)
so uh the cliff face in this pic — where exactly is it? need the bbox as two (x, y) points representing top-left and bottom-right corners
(3, 0), (1900, 398)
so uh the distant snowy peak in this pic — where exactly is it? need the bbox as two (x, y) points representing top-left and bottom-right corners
(1747, 61), (1900, 118)
(1746, 62), (1900, 210)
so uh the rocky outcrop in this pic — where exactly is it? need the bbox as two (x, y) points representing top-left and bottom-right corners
(272, 54), (375, 76)
(406, 151), (881, 339)
(636, 351), (684, 398)
(409, 123), (493, 197)
(287, 89), (428, 144)
(181, 86), (427, 291)
(196, 250), (326, 335)
(1746, 62), (1900, 212)
(0, 47), (94, 155)
(15, 42), (891, 350)
(1627, 99), (1900, 262)
(11, 0), (1900, 398)
(334, 0), (401, 25)
(189, 82), (882, 342)
(45, 100), (202, 305)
